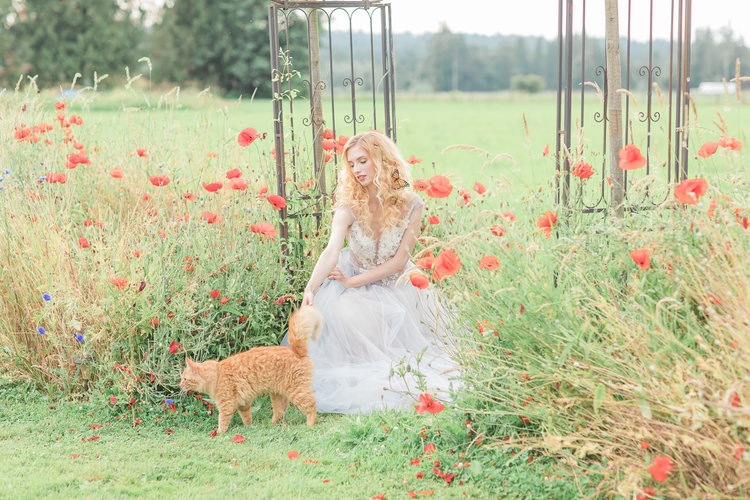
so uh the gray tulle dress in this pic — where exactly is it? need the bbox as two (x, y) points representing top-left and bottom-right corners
(285, 195), (460, 414)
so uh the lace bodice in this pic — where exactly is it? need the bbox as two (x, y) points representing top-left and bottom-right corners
(342, 195), (424, 285)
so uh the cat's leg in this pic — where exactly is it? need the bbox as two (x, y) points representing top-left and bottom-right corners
(289, 386), (317, 426)
(270, 394), (289, 423)
(238, 400), (254, 426)
(217, 403), (236, 434)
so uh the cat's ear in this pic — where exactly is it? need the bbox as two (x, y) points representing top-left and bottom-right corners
(186, 357), (197, 368)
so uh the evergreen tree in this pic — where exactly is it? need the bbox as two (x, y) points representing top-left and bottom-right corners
(151, 0), (308, 96)
(0, 0), (143, 88)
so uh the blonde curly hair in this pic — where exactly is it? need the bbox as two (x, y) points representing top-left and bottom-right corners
(335, 131), (414, 236)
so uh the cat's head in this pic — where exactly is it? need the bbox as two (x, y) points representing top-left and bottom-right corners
(179, 358), (211, 394)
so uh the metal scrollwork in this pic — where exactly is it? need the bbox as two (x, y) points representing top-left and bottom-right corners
(344, 113), (365, 124)
(342, 76), (364, 88)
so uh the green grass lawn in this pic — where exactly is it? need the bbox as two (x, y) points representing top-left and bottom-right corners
(68, 87), (750, 204)
(0, 378), (586, 499)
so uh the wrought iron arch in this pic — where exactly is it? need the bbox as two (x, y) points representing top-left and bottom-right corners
(268, 0), (396, 251)
(556, 0), (693, 212)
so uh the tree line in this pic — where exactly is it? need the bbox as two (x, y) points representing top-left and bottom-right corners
(1, 0), (747, 95)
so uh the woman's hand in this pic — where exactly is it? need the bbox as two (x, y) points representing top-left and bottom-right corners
(302, 289), (315, 306)
(327, 267), (352, 288)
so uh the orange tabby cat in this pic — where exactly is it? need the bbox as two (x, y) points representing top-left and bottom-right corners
(179, 305), (322, 433)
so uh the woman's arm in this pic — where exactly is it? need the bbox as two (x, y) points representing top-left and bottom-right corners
(330, 202), (423, 288)
(302, 208), (353, 305)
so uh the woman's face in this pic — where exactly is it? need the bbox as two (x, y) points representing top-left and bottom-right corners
(346, 144), (377, 188)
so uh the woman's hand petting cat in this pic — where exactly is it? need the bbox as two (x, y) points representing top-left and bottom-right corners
(327, 267), (352, 288)
(302, 289), (315, 306)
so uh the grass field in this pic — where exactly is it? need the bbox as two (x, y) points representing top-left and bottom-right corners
(2, 85), (749, 498)
(0, 378), (585, 499)
(69, 86), (750, 202)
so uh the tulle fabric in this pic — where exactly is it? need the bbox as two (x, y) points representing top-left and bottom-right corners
(286, 248), (460, 414)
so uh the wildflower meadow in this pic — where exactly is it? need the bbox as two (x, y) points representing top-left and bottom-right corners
(1, 73), (749, 499)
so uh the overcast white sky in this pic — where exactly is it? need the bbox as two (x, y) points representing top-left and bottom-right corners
(336, 1), (750, 42)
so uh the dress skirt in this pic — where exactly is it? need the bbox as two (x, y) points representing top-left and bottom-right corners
(297, 248), (459, 414)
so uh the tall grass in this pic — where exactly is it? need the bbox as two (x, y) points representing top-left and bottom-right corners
(431, 163), (750, 496)
(0, 83), (315, 397)
(2, 76), (749, 497)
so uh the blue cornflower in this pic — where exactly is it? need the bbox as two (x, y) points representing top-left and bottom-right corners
(5, 170), (9, 175)
(165, 398), (174, 404)
(0, 178), (4, 182)
(37, 326), (46, 335)
(73, 333), (84, 342)
(39, 176), (47, 181)
(43, 293), (51, 301)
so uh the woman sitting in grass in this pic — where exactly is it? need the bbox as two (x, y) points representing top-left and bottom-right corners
(293, 131), (458, 414)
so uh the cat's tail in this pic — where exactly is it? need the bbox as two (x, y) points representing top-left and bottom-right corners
(287, 305), (323, 357)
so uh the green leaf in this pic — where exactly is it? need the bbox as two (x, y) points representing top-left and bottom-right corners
(593, 383), (606, 416)
(634, 388), (652, 419)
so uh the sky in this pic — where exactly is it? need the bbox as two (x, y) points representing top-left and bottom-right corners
(332, 1), (750, 42)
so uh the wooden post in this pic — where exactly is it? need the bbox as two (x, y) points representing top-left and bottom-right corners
(605, 0), (624, 216)
(307, 6), (326, 194)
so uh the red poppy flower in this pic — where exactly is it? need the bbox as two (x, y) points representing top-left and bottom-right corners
(407, 155), (422, 164)
(478, 255), (500, 270)
(674, 178), (708, 205)
(108, 278), (128, 291)
(407, 492), (418, 498)
(251, 222), (278, 239)
(136, 148), (148, 157)
(425, 175), (453, 198)
(288, 450), (300, 459)
(416, 256), (435, 270)
(736, 443), (744, 461)
(201, 211), (220, 224)
(258, 186), (269, 198)
(47, 172), (67, 184)
(490, 225), (504, 237)
(109, 168), (124, 178)
(372, 495), (385, 500)
(267, 194), (287, 210)
(238, 127), (260, 147)
(432, 249), (461, 281)
(65, 152), (91, 169)
(169, 341), (181, 354)
(78, 237), (90, 249)
(409, 272), (429, 289)
(414, 393), (445, 414)
(228, 178), (248, 191)
(571, 160), (594, 179)
(719, 137), (742, 151)
(618, 144), (646, 170)
(427, 215), (440, 224)
(413, 179), (429, 191)
(69, 115), (83, 125)
(648, 456), (673, 482)
(321, 140), (336, 151)
(323, 128), (334, 140)
(209, 289), (220, 299)
(231, 434), (245, 443)
(202, 181), (223, 193)
(183, 192), (197, 201)
(473, 181), (486, 194)
(226, 168), (242, 179)
(536, 211), (558, 238)
(697, 141), (719, 158)
(149, 175), (170, 187)
(543, 144), (549, 156)
(630, 249), (651, 270)
(55, 101), (66, 111)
